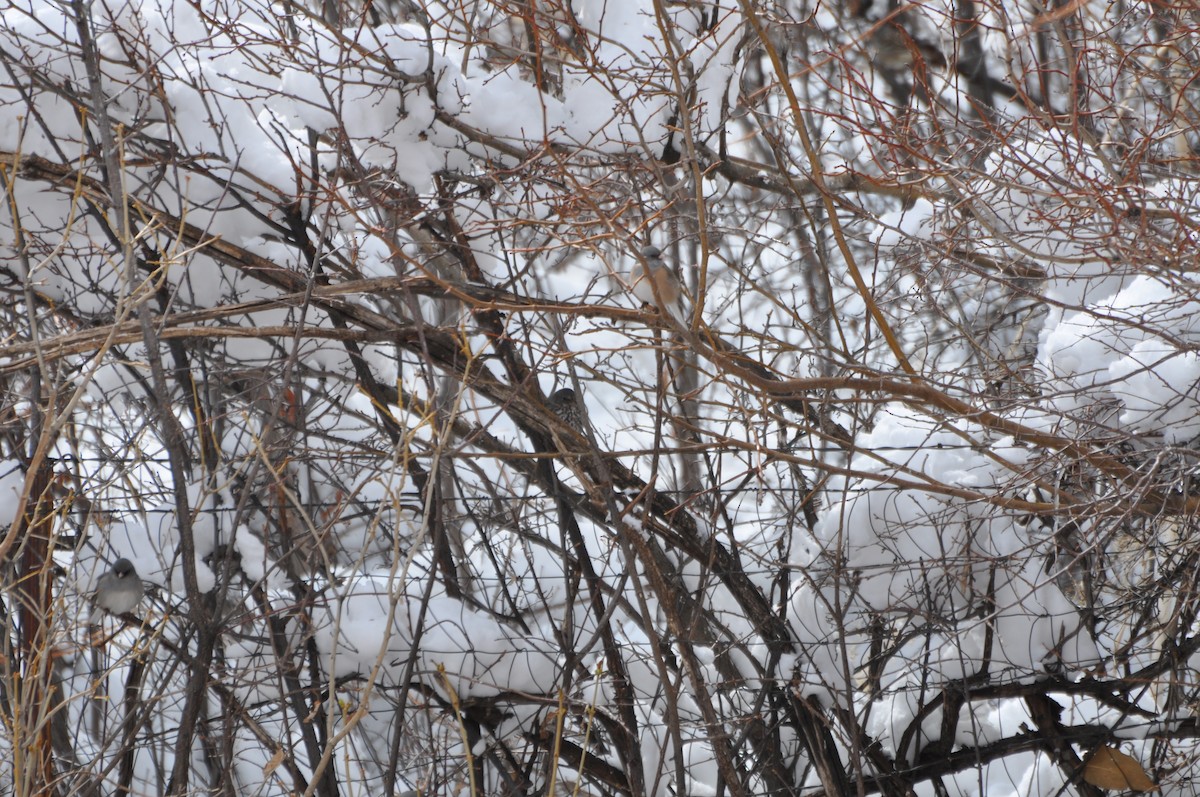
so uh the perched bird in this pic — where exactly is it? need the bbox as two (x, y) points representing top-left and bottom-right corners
(631, 245), (686, 324)
(548, 388), (585, 432)
(866, 21), (946, 71)
(91, 558), (145, 619)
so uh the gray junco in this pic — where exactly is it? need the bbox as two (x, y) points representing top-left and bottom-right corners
(91, 558), (145, 618)
(548, 388), (585, 432)
(631, 245), (686, 324)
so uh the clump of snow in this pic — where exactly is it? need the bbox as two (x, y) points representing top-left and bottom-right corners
(874, 199), (937, 249)
(0, 462), (24, 529)
(1038, 275), (1200, 443)
(311, 573), (561, 698)
(793, 405), (1100, 714)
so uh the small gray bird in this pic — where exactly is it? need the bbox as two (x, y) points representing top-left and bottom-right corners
(548, 388), (585, 432)
(631, 245), (686, 324)
(92, 558), (145, 618)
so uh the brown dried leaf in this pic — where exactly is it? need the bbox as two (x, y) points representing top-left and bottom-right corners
(1082, 746), (1157, 792)
(262, 747), (286, 778)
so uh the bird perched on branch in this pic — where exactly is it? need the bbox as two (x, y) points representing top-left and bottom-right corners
(548, 388), (586, 432)
(632, 245), (686, 325)
(90, 558), (144, 621)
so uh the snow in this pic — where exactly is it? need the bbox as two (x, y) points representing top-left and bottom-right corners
(0, 463), (25, 529)
(1039, 275), (1200, 442)
(874, 199), (937, 248)
(4, 0), (1198, 794)
(797, 404), (1102, 710)
(312, 574), (561, 698)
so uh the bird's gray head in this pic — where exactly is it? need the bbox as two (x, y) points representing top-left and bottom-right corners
(111, 558), (136, 579)
(641, 245), (662, 260)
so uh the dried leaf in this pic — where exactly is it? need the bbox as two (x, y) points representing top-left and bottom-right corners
(1082, 746), (1157, 792)
(262, 747), (286, 778)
